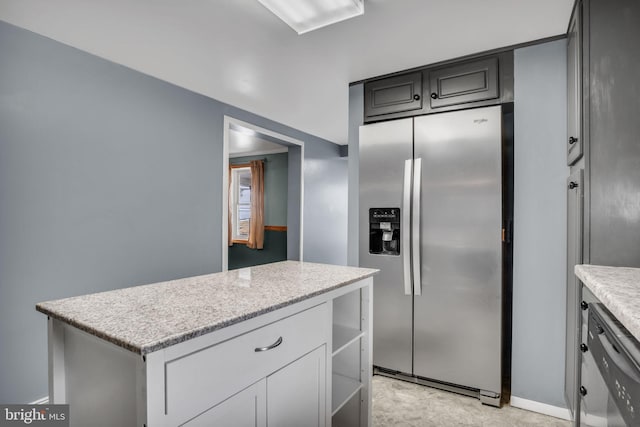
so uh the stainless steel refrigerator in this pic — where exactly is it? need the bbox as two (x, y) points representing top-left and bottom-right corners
(359, 105), (510, 406)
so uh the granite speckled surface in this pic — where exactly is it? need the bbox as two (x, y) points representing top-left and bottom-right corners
(575, 264), (640, 341)
(36, 261), (378, 355)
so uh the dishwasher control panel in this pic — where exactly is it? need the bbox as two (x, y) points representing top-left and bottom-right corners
(588, 303), (640, 426)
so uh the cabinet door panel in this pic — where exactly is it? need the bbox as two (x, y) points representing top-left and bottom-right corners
(579, 346), (608, 426)
(182, 380), (266, 427)
(428, 57), (499, 108)
(588, 0), (640, 267)
(567, 6), (583, 165)
(564, 169), (583, 418)
(364, 72), (422, 119)
(267, 346), (326, 427)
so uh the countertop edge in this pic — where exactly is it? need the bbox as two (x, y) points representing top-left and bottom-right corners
(37, 271), (377, 355)
(36, 304), (143, 354)
(575, 264), (640, 342)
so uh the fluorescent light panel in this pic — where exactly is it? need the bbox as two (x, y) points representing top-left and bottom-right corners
(257, 0), (363, 34)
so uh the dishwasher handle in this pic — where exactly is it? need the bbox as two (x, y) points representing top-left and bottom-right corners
(598, 330), (640, 383)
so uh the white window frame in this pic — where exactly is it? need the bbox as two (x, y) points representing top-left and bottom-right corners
(231, 166), (252, 242)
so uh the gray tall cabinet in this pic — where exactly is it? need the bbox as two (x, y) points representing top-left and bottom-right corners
(564, 0), (640, 424)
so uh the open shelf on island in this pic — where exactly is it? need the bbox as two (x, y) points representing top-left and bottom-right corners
(330, 283), (372, 426)
(332, 324), (364, 357)
(331, 373), (362, 416)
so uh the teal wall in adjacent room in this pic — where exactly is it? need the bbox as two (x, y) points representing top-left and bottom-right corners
(228, 231), (287, 270)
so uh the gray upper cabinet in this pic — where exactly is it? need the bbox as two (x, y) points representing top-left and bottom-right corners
(427, 57), (499, 109)
(364, 72), (422, 120)
(362, 53), (512, 123)
(567, 5), (583, 165)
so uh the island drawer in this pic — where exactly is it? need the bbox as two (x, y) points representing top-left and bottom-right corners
(164, 303), (329, 423)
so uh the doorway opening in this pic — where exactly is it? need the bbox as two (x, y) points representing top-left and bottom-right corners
(222, 117), (304, 271)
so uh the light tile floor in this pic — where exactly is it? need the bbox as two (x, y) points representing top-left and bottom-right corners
(372, 376), (571, 427)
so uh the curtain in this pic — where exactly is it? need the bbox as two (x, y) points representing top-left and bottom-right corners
(247, 160), (265, 249)
(228, 165), (233, 247)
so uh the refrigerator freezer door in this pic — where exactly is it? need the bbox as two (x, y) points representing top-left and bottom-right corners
(413, 106), (503, 393)
(359, 118), (414, 375)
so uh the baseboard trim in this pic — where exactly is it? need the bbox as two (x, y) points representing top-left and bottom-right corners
(30, 396), (49, 405)
(510, 396), (571, 421)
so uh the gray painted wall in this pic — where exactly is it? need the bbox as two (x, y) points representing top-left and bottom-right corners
(287, 146), (302, 261)
(0, 20), (347, 403)
(512, 39), (568, 407)
(230, 152), (288, 226)
(347, 84), (364, 267)
(302, 144), (349, 266)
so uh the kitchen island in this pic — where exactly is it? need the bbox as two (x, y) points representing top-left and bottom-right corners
(37, 261), (378, 427)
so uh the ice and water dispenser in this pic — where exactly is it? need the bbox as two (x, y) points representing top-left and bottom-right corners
(369, 208), (401, 255)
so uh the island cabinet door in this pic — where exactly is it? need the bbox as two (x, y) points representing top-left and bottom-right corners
(179, 344), (326, 427)
(266, 345), (327, 427)
(160, 303), (328, 425)
(181, 379), (266, 427)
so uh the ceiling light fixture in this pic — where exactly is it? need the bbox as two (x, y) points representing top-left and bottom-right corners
(256, 0), (364, 34)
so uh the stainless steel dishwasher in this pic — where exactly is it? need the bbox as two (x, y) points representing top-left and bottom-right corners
(581, 303), (640, 426)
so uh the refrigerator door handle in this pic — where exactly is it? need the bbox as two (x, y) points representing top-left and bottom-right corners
(412, 158), (422, 295)
(402, 159), (413, 296)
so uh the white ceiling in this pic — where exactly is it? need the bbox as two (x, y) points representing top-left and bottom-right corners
(229, 127), (288, 158)
(0, 0), (573, 144)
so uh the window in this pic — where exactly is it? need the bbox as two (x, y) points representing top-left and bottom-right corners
(231, 166), (252, 242)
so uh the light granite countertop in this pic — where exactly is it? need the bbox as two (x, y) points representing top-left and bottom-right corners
(36, 261), (378, 355)
(575, 264), (640, 341)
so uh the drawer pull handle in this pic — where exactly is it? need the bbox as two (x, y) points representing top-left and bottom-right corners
(255, 336), (283, 352)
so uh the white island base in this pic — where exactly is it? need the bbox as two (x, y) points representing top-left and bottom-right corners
(46, 277), (373, 427)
